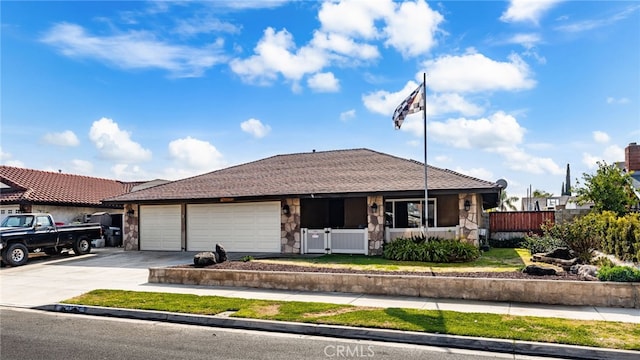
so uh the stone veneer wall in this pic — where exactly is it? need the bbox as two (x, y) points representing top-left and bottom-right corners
(458, 193), (479, 245)
(281, 198), (301, 253)
(123, 204), (139, 251)
(367, 195), (384, 255)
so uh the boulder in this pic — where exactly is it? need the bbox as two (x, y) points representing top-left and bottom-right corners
(193, 251), (219, 268)
(215, 243), (227, 263)
(522, 265), (557, 276)
(570, 264), (598, 281)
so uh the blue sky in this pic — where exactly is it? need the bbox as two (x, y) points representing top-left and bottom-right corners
(2, 0), (639, 202)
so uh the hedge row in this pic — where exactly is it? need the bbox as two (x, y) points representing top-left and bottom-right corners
(383, 236), (480, 263)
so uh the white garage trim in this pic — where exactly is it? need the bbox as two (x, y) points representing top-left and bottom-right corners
(187, 202), (280, 252)
(140, 205), (181, 251)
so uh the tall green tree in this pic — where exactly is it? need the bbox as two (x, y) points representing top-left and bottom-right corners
(575, 161), (636, 216)
(497, 190), (519, 211)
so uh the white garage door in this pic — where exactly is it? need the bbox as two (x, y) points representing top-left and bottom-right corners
(140, 205), (181, 251)
(187, 202), (280, 252)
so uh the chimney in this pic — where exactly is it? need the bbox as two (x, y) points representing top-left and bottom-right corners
(625, 142), (640, 172)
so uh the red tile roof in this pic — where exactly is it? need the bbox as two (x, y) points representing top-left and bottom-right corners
(0, 166), (134, 207)
(105, 149), (500, 203)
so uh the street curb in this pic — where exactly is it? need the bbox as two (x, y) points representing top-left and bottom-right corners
(35, 303), (639, 360)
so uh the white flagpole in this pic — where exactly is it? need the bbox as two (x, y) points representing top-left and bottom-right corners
(422, 72), (428, 235)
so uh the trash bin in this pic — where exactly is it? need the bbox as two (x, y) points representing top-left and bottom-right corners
(105, 227), (122, 247)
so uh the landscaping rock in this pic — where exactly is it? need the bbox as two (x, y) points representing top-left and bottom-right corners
(215, 243), (227, 263)
(522, 265), (557, 276)
(532, 247), (578, 270)
(570, 264), (598, 281)
(193, 251), (219, 268)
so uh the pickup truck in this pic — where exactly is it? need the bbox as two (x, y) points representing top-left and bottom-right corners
(0, 213), (102, 267)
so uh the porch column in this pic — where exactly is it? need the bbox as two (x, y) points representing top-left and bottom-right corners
(367, 195), (384, 255)
(459, 194), (480, 246)
(123, 204), (139, 251)
(281, 198), (301, 253)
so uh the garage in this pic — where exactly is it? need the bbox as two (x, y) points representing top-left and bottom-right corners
(139, 205), (181, 251)
(187, 202), (280, 252)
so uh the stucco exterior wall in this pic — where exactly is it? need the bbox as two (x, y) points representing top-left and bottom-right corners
(22, 204), (122, 226)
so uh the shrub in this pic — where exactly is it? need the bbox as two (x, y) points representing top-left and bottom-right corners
(591, 211), (640, 262)
(597, 266), (640, 282)
(544, 215), (601, 263)
(488, 237), (524, 248)
(240, 255), (254, 262)
(383, 237), (480, 263)
(522, 232), (565, 255)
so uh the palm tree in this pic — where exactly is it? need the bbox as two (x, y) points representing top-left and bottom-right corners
(532, 189), (553, 198)
(498, 190), (519, 211)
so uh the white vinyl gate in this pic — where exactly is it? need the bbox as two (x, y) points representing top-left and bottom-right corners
(301, 228), (368, 255)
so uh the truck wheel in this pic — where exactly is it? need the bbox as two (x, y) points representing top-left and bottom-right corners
(2, 243), (29, 266)
(73, 237), (92, 255)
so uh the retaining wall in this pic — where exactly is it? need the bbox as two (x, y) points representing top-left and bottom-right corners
(148, 268), (640, 309)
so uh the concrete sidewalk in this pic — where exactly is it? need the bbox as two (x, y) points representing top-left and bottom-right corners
(1, 247), (637, 323)
(3, 247), (639, 360)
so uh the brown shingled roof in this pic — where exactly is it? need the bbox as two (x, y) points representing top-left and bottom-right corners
(0, 166), (133, 207)
(105, 149), (499, 203)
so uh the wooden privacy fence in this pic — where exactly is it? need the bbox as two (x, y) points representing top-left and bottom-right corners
(489, 211), (555, 234)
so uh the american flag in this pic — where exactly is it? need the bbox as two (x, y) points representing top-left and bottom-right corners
(392, 83), (424, 129)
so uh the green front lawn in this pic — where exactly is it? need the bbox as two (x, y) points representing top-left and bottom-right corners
(258, 248), (532, 272)
(64, 290), (640, 350)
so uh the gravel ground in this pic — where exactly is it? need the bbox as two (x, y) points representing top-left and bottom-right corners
(176, 261), (585, 280)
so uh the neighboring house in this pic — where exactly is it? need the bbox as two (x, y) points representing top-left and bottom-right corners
(104, 148), (502, 255)
(0, 166), (142, 225)
(621, 142), (640, 207)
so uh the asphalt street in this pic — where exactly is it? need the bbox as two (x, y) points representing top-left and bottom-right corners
(1, 307), (565, 360)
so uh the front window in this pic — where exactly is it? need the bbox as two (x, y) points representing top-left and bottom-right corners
(385, 199), (435, 228)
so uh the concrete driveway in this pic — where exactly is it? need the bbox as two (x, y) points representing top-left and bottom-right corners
(0, 248), (274, 308)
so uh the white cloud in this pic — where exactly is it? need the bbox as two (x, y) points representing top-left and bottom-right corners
(500, 0), (562, 24)
(592, 131), (610, 144)
(41, 23), (226, 78)
(504, 33), (542, 49)
(582, 153), (601, 169)
(111, 163), (146, 181)
(230, 27), (328, 84)
(42, 130), (80, 147)
(317, 0), (393, 39)
(423, 52), (536, 93)
(555, 5), (640, 33)
(173, 16), (240, 37)
(167, 137), (225, 173)
(383, 0), (444, 57)
(606, 97), (630, 104)
(240, 118), (271, 138)
(69, 159), (94, 175)
(362, 82), (484, 119)
(454, 167), (494, 182)
(310, 31), (379, 60)
(434, 155), (452, 164)
(429, 112), (561, 175)
(307, 72), (340, 92)
(497, 147), (564, 175)
(429, 112), (525, 150)
(430, 93), (484, 117)
(0, 147), (25, 168)
(89, 117), (152, 163)
(340, 109), (356, 122)
(362, 81), (422, 117)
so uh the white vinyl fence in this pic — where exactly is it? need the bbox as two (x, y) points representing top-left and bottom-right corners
(301, 228), (368, 255)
